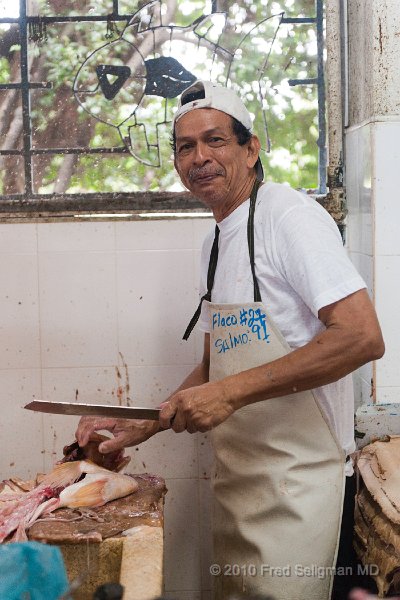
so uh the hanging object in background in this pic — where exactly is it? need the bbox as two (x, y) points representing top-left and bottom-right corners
(73, 0), (283, 167)
(28, 15), (48, 43)
(105, 14), (121, 40)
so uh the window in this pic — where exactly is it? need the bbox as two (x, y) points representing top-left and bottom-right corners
(0, 0), (325, 218)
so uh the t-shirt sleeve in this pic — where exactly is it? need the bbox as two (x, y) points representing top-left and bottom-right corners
(271, 197), (366, 316)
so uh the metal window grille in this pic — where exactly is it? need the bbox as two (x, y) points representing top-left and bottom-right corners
(0, 0), (326, 219)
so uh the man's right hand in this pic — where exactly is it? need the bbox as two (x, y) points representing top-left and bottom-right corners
(75, 417), (160, 453)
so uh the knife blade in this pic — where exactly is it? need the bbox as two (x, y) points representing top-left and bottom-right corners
(24, 400), (160, 420)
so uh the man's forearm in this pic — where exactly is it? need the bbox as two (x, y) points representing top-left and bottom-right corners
(223, 290), (385, 412)
(222, 327), (377, 411)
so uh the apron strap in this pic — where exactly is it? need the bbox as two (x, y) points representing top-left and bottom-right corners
(182, 179), (261, 340)
(247, 179), (262, 302)
(182, 225), (220, 341)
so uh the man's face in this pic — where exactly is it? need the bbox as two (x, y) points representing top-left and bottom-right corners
(174, 108), (257, 210)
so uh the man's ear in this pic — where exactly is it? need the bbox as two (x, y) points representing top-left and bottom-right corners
(246, 135), (261, 170)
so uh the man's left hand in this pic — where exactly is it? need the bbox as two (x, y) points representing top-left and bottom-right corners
(76, 416), (160, 452)
(159, 381), (234, 433)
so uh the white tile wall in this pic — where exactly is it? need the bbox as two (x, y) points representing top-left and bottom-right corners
(373, 123), (400, 256)
(127, 429), (197, 478)
(37, 222), (115, 253)
(38, 251), (119, 368)
(374, 254), (400, 389)
(0, 369), (44, 478)
(115, 219), (195, 251)
(0, 223), (37, 253)
(123, 364), (194, 407)
(346, 120), (400, 406)
(373, 122), (400, 400)
(0, 217), (214, 598)
(40, 365), (123, 469)
(0, 253), (41, 369)
(116, 249), (196, 366)
(374, 387), (400, 404)
(346, 124), (375, 406)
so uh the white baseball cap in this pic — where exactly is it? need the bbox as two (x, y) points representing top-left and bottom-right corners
(173, 80), (264, 181)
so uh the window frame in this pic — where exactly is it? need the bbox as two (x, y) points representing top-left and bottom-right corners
(0, 0), (327, 220)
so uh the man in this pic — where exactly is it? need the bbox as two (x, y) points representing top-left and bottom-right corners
(76, 81), (384, 600)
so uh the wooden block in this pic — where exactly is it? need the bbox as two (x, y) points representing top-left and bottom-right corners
(120, 526), (164, 600)
(60, 538), (123, 600)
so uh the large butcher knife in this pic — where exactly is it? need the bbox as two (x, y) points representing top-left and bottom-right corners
(24, 399), (160, 420)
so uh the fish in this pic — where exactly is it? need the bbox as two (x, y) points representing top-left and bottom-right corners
(43, 460), (139, 509)
(0, 485), (56, 543)
(0, 461), (138, 543)
(58, 433), (131, 472)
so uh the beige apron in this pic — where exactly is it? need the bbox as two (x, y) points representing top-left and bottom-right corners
(183, 182), (346, 600)
(209, 300), (345, 599)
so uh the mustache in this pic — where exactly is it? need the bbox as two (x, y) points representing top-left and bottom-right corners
(188, 167), (225, 182)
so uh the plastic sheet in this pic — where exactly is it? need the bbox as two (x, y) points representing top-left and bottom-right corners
(0, 541), (69, 600)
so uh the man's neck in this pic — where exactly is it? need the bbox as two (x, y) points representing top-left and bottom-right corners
(213, 175), (258, 223)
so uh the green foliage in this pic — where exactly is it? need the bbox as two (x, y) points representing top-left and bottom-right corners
(2, 0), (322, 194)
(0, 56), (10, 84)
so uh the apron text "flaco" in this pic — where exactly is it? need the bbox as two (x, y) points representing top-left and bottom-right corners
(212, 307), (270, 353)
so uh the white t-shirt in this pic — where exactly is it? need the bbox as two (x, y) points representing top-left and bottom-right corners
(198, 182), (366, 460)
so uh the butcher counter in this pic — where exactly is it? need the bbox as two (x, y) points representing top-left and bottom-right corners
(27, 473), (167, 600)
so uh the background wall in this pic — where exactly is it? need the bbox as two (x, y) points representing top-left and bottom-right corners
(0, 217), (215, 600)
(345, 0), (400, 407)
